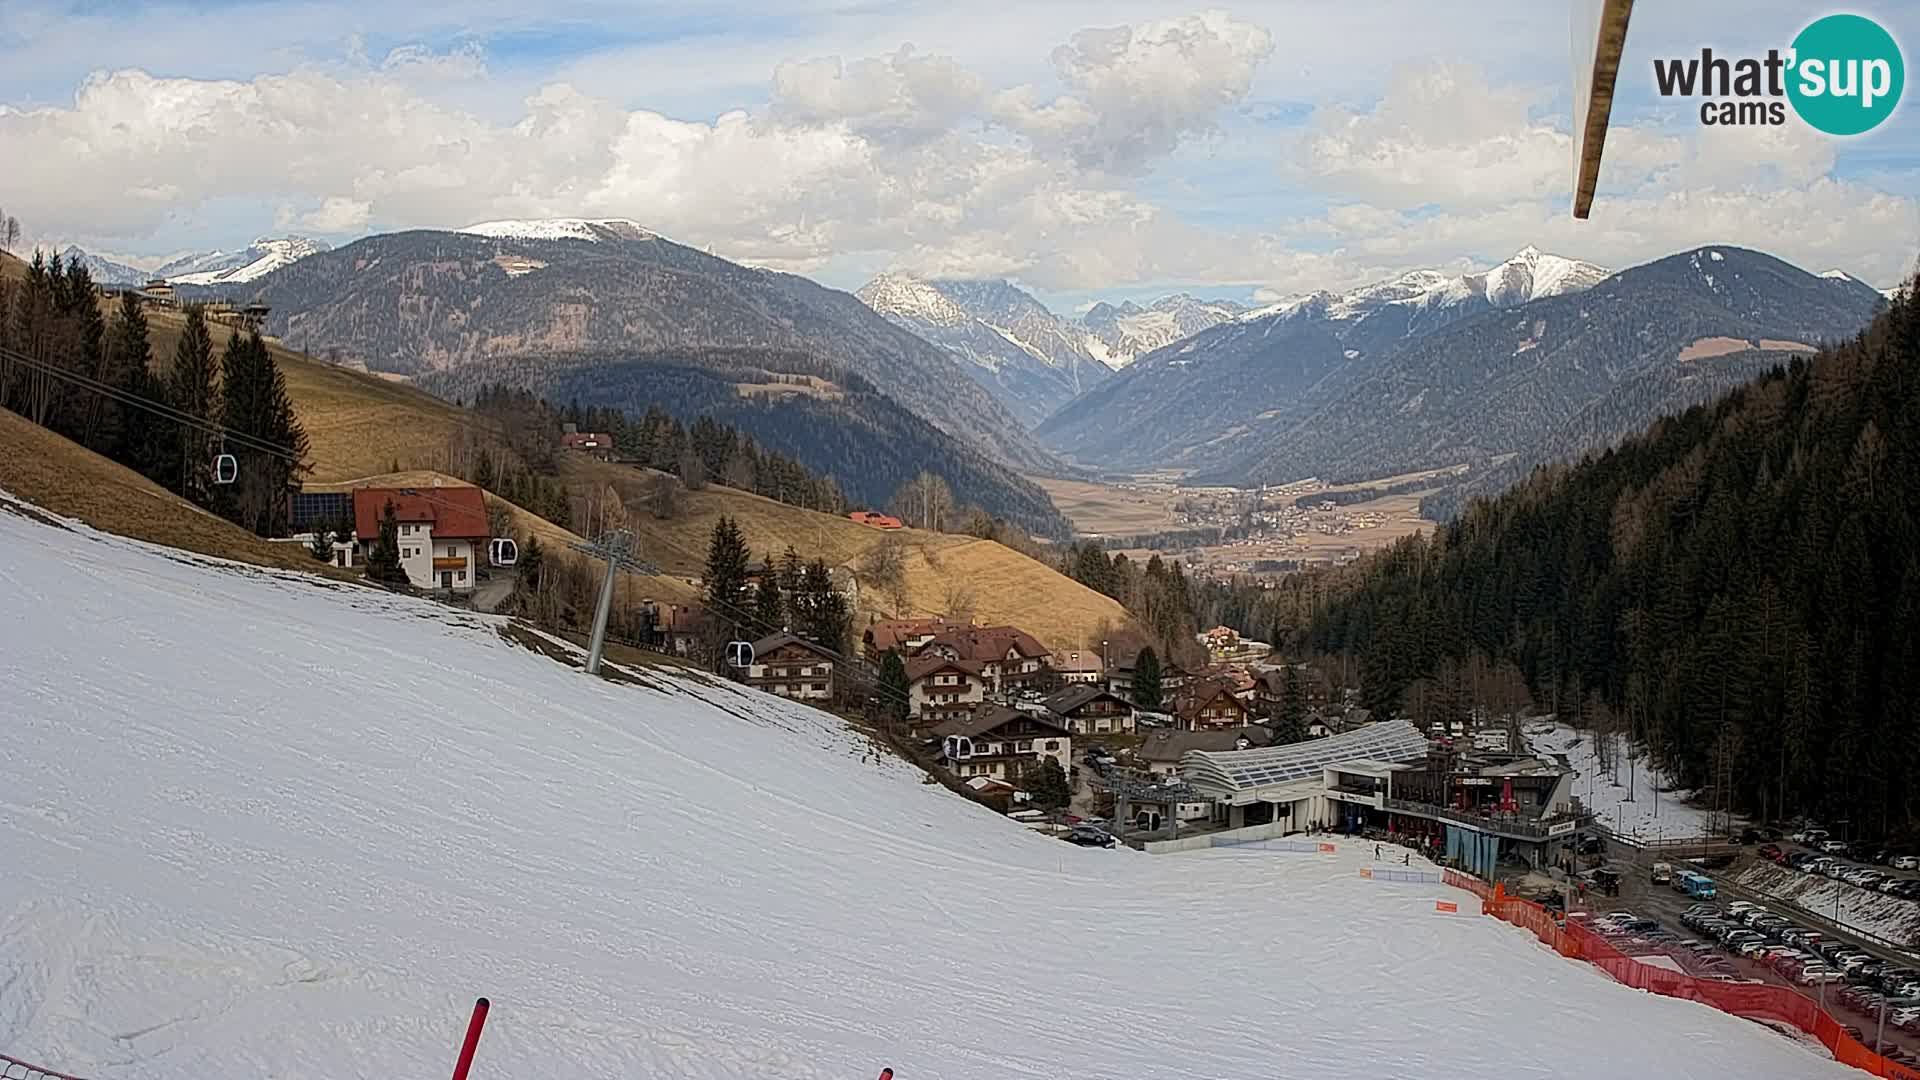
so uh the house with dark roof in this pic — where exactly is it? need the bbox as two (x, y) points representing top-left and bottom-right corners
(931, 705), (1071, 785)
(745, 632), (836, 702)
(646, 602), (705, 657)
(905, 654), (988, 730)
(1105, 647), (1194, 701)
(1172, 678), (1252, 732)
(1255, 665), (1333, 718)
(350, 486), (491, 592)
(1041, 685), (1135, 736)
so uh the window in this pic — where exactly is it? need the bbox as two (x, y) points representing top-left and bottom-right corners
(1044, 740), (1059, 751)
(457, 571), (465, 583)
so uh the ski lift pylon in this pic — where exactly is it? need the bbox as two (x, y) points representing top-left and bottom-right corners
(213, 452), (238, 485)
(489, 537), (519, 567)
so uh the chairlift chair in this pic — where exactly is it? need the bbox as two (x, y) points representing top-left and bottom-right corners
(213, 452), (238, 485)
(489, 537), (519, 567)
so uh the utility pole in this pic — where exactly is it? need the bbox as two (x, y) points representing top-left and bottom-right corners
(569, 528), (660, 677)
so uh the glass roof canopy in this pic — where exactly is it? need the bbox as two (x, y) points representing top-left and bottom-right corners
(1182, 720), (1429, 796)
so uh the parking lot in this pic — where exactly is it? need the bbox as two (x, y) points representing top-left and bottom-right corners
(1588, 844), (1920, 1065)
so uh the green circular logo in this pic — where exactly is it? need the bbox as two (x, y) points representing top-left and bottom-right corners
(1787, 14), (1904, 135)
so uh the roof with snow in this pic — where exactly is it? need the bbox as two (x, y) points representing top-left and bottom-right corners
(1181, 719), (1429, 795)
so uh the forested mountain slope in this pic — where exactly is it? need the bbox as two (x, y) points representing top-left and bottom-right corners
(241, 228), (1060, 474)
(1308, 277), (1920, 833)
(418, 348), (1073, 538)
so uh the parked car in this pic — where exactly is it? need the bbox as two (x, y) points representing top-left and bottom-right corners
(1892, 855), (1919, 871)
(1758, 843), (1784, 862)
(1822, 839), (1852, 855)
(1066, 825), (1116, 848)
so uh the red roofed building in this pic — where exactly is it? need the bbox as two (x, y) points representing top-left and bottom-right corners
(915, 625), (1052, 694)
(848, 510), (904, 530)
(863, 616), (973, 664)
(560, 430), (615, 459)
(351, 486), (491, 592)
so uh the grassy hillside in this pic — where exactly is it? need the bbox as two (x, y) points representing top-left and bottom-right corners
(0, 408), (358, 579)
(305, 468), (700, 607)
(561, 456), (1130, 652)
(19, 274), (1129, 653)
(141, 308), (473, 482)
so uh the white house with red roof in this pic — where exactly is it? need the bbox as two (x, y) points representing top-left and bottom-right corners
(351, 486), (491, 592)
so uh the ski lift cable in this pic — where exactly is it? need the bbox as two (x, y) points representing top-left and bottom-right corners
(0, 344), (526, 533)
(0, 345), (307, 465)
(5, 348), (921, 707)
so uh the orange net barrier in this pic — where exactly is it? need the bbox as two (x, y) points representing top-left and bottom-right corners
(1451, 880), (1920, 1080)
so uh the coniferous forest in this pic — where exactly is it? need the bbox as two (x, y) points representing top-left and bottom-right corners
(1304, 275), (1920, 837)
(0, 251), (308, 537)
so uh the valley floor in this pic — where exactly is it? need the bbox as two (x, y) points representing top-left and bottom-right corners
(0, 493), (1860, 1079)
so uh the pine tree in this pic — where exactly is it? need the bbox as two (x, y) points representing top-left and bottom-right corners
(796, 558), (850, 653)
(1133, 646), (1163, 710)
(364, 501), (411, 585)
(877, 648), (910, 730)
(105, 290), (164, 479)
(309, 525), (335, 561)
(703, 516), (751, 629)
(1274, 665), (1307, 743)
(754, 550), (785, 631)
(1026, 757), (1071, 811)
(166, 305), (217, 506)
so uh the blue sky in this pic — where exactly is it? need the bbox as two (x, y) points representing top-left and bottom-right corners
(2, 1), (1916, 309)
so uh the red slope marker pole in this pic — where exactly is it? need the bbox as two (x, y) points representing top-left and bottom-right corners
(451, 997), (491, 1080)
(878, 1070), (894, 1080)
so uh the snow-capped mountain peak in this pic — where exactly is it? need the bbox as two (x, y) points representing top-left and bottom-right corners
(1821, 268), (1855, 282)
(164, 236), (331, 285)
(855, 273), (972, 328)
(1240, 247), (1611, 330)
(1480, 245), (1611, 307)
(457, 218), (654, 243)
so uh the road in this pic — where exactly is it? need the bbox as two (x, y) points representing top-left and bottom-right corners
(1592, 835), (1920, 1061)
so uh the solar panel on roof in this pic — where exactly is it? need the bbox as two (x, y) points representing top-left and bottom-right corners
(1181, 720), (1429, 793)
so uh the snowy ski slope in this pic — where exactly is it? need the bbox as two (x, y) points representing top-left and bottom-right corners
(0, 494), (1858, 1079)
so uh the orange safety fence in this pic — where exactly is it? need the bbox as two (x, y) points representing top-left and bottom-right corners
(1450, 877), (1920, 1080)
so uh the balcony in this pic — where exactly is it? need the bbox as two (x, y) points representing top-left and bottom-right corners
(1381, 797), (1592, 840)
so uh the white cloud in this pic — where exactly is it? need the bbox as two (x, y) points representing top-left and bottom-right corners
(770, 45), (985, 144)
(2, 15), (1913, 300)
(1299, 63), (1571, 209)
(992, 9), (1273, 173)
(285, 196), (374, 233)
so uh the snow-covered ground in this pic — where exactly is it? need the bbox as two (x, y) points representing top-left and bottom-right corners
(1737, 863), (1920, 950)
(0, 497), (1859, 1079)
(1528, 723), (1722, 840)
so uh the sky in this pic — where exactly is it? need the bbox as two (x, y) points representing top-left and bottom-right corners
(2, 1), (1918, 310)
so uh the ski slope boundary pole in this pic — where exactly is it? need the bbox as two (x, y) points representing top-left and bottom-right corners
(451, 997), (490, 1080)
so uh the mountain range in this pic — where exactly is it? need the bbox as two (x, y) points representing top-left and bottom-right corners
(1037, 246), (1885, 503)
(59, 237), (328, 287)
(232, 220), (1074, 534)
(856, 273), (1241, 425)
